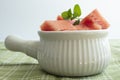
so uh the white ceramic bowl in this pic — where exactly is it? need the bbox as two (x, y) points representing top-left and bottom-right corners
(37, 30), (111, 76)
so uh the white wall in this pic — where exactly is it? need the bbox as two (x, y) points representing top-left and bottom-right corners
(0, 0), (120, 41)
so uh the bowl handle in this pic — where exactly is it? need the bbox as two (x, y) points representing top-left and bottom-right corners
(4, 35), (39, 59)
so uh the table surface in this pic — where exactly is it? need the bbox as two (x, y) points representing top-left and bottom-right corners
(0, 39), (120, 80)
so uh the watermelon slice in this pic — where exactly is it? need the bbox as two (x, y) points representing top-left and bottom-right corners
(41, 20), (77, 31)
(80, 9), (110, 29)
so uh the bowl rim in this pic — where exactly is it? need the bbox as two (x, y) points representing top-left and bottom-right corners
(38, 29), (109, 40)
(38, 29), (108, 33)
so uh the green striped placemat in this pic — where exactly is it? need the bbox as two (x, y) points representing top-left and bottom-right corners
(0, 39), (120, 80)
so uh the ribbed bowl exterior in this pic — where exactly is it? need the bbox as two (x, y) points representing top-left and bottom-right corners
(37, 30), (111, 76)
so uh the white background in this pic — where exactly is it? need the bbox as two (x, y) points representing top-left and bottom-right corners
(0, 0), (120, 41)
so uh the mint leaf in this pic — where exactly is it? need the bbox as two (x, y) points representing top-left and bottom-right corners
(61, 9), (72, 20)
(61, 11), (70, 20)
(73, 4), (81, 18)
(61, 4), (82, 25)
(67, 9), (72, 18)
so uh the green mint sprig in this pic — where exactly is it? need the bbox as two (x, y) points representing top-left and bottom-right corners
(61, 4), (82, 25)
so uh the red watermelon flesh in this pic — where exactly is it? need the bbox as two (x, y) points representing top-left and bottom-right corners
(75, 24), (90, 30)
(80, 9), (110, 29)
(41, 20), (77, 31)
(57, 15), (64, 20)
(79, 18), (102, 30)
